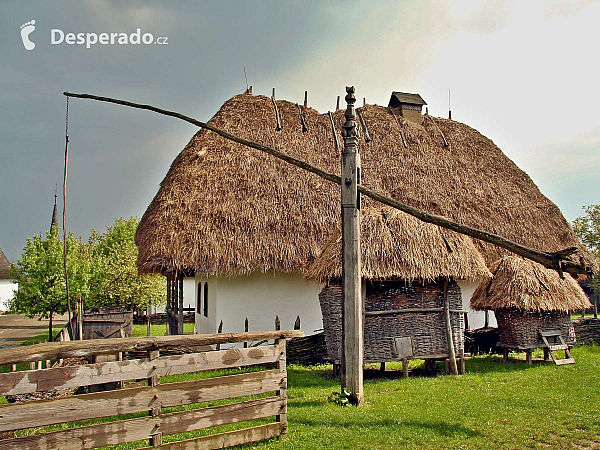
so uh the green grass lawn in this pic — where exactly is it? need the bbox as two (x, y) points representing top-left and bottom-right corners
(131, 321), (196, 337)
(3, 325), (599, 449)
(268, 346), (600, 449)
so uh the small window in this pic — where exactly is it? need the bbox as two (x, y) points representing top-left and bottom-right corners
(196, 282), (202, 314)
(203, 283), (209, 317)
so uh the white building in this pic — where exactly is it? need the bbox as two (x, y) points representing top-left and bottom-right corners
(0, 247), (17, 312)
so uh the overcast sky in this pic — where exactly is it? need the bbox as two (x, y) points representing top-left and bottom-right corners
(1, 0), (599, 262)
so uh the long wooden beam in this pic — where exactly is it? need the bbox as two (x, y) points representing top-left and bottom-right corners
(62, 92), (590, 275)
(0, 369), (284, 432)
(1, 396), (283, 450)
(0, 345), (282, 395)
(0, 330), (302, 366)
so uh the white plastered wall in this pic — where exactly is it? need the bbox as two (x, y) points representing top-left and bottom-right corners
(0, 280), (17, 311)
(194, 271), (324, 342)
(457, 279), (497, 329)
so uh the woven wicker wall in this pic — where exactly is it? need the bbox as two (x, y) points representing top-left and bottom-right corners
(319, 280), (465, 362)
(495, 309), (576, 348)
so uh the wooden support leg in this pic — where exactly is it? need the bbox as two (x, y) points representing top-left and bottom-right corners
(333, 362), (341, 377)
(526, 350), (532, 365)
(543, 347), (549, 361)
(380, 362), (385, 373)
(503, 348), (509, 364)
(444, 359), (450, 375)
(402, 358), (409, 378)
(459, 348), (466, 375)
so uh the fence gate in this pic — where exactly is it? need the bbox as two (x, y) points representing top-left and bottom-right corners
(0, 329), (302, 449)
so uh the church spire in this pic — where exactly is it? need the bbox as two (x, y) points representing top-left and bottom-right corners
(50, 186), (59, 232)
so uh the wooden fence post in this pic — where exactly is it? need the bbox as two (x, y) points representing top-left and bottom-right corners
(275, 316), (281, 331)
(216, 320), (223, 351)
(77, 301), (83, 340)
(294, 315), (301, 330)
(244, 317), (249, 348)
(275, 338), (288, 434)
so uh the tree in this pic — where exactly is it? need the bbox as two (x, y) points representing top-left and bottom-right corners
(573, 203), (600, 260)
(573, 203), (600, 299)
(10, 226), (92, 341)
(88, 217), (164, 311)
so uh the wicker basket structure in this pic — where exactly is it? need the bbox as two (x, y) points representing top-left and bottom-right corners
(495, 309), (576, 348)
(319, 280), (465, 362)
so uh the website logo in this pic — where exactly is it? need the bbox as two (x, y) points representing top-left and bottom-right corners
(20, 20), (36, 50)
(51, 28), (168, 49)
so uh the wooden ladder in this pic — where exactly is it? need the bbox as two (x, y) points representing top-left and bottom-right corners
(539, 329), (575, 365)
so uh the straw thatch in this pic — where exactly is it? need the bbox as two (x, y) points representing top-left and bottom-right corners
(471, 256), (591, 312)
(136, 92), (595, 276)
(305, 206), (491, 282)
(0, 247), (12, 280)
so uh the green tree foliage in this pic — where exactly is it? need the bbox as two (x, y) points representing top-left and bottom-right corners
(10, 217), (165, 340)
(88, 217), (164, 311)
(573, 203), (600, 295)
(573, 203), (600, 260)
(10, 226), (91, 341)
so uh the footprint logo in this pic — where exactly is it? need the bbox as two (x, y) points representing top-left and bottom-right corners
(20, 20), (36, 50)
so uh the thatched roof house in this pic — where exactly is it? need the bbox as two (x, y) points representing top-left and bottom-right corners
(135, 90), (594, 336)
(0, 247), (16, 311)
(0, 248), (11, 280)
(471, 256), (591, 348)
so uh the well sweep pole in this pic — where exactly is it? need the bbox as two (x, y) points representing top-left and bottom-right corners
(341, 86), (363, 405)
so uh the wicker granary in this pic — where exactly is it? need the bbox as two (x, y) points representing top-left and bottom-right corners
(305, 207), (491, 362)
(471, 256), (591, 348)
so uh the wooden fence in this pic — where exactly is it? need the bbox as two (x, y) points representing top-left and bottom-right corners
(0, 330), (303, 449)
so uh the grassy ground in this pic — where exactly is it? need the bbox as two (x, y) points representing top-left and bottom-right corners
(3, 325), (599, 449)
(131, 322), (196, 337)
(269, 346), (600, 449)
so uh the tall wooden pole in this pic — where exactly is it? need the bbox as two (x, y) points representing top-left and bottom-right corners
(63, 97), (73, 339)
(341, 86), (363, 405)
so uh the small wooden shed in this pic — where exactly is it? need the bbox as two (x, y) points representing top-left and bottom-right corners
(305, 207), (491, 370)
(470, 256), (591, 363)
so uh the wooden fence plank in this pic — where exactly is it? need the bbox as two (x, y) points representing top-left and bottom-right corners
(0, 370), (284, 432)
(0, 345), (281, 396)
(0, 330), (304, 366)
(139, 423), (283, 450)
(0, 396), (284, 450)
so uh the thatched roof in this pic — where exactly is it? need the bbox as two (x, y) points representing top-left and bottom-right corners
(305, 207), (491, 282)
(0, 247), (12, 280)
(136, 92), (595, 276)
(470, 256), (591, 312)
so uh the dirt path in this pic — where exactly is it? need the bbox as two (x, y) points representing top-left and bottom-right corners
(0, 314), (68, 349)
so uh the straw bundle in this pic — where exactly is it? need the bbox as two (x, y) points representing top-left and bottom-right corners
(136, 92), (595, 276)
(305, 206), (491, 282)
(471, 256), (591, 312)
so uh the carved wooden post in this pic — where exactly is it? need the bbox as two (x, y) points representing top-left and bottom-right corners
(341, 86), (363, 405)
